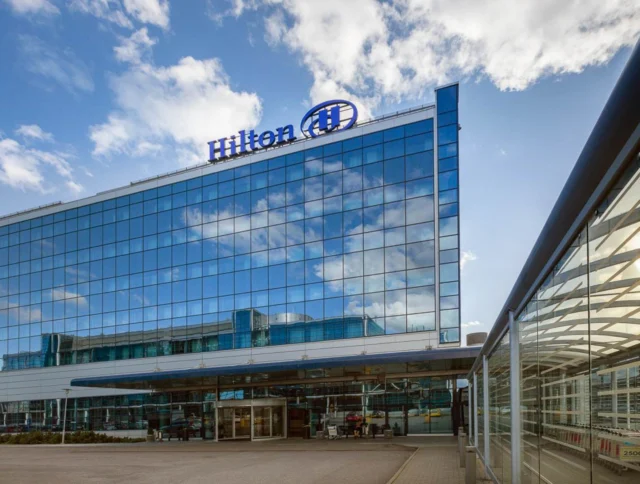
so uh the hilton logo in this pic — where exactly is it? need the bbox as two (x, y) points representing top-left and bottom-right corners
(300, 100), (358, 138)
(207, 99), (359, 163)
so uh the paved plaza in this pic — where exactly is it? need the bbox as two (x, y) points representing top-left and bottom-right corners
(0, 437), (476, 484)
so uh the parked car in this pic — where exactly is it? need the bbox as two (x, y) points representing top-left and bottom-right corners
(161, 418), (202, 439)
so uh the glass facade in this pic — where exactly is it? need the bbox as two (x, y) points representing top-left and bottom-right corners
(0, 369), (465, 438)
(0, 90), (461, 372)
(436, 84), (461, 343)
(472, 153), (640, 483)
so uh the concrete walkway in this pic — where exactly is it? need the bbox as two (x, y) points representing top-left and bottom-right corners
(390, 438), (464, 483)
(0, 436), (489, 483)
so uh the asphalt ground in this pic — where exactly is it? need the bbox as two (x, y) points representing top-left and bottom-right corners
(0, 439), (414, 484)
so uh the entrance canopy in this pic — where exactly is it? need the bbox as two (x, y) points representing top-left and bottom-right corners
(70, 347), (479, 390)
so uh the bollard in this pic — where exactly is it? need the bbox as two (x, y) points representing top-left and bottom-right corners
(465, 446), (476, 484)
(459, 432), (466, 467)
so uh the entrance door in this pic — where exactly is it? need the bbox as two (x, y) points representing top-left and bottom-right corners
(407, 378), (454, 434)
(220, 407), (234, 439)
(234, 408), (251, 438)
(253, 407), (272, 439)
(216, 399), (286, 440)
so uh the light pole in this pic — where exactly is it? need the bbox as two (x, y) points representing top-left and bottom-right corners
(61, 388), (70, 445)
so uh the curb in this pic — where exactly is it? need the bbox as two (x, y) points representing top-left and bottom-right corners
(385, 447), (420, 484)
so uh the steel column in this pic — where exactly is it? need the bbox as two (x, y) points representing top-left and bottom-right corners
(473, 372), (478, 447)
(483, 355), (490, 466)
(509, 311), (521, 484)
(468, 381), (473, 444)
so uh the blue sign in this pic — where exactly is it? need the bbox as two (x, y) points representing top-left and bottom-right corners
(300, 100), (358, 138)
(208, 99), (358, 163)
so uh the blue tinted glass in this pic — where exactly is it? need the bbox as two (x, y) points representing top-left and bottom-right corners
(405, 119), (433, 137)
(439, 143), (457, 159)
(438, 111), (457, 126)
(234, 165), (251, 179)
(438, 125), (458, 145)
(324, 142), (342, 156)
(362, 131), (383, 147)
(251, 160), (268, 174)
(303, 148), (321, 162)
(269, 156), (285, 170)
(219, 169), (233, 182)
(343, 136), (362, 151)
(0, 114), (459, 368)
(383, 126), (404, 141)
(436, 85), (458, 114)
(439, 157), (458, 172)
(202, 173), (218, 186)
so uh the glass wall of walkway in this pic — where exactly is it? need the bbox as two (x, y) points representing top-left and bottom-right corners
(467, 42), (640, 484)
(472, 155), (640, 483)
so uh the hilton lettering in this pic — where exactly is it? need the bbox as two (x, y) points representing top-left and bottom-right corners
(208, 125), (295, 162)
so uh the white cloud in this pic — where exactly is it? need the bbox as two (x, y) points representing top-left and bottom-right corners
(236, 0), (640, 110)
(66, 180), (84, 193)
(113, 26), (155, 63)
(207, 0), (257, 24)
(80, 166), (94, 177)
(264, 9), (285, 46)
(90, 28), (262, 165)
(122, 0), (169, 29)
(68, 0), (170, 29)
(0, 136), (83, 194)
(460, 250), (477, 270)
(461, 320), (481, 328)
(4, 0), (59, 16)
(15, 124), (54, 142)
(67, 0), (134, 28)
(18, 35), (94, 94)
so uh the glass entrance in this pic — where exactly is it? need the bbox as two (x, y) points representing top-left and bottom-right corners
(219, 407), (251, 439)
(407, 377), (454, 434)
(235, 408), (251, 438)
(254, 407), (271, 438)
(253, 406), (285, 439)
(220, 407), (234, 439)
(217, 399), (287, 440)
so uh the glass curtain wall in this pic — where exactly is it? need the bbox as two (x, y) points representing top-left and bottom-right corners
(477, 154), (640, 484)
(0, 116), (454, 371)
(436, 85), (461, 344)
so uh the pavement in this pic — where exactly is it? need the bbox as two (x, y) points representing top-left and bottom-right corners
(0, 436), (479, 484)
(389, 437), (486, 484)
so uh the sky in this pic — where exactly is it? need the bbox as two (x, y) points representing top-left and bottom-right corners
(0, 0), (639, 342)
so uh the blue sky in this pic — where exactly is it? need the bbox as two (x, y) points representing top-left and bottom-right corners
(1, 0), (639, 340)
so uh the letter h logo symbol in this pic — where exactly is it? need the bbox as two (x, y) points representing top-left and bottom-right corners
(300, 100), (358, 138)
(316, 105), (341, 134)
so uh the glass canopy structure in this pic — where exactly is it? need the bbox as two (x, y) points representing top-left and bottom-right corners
(467, 43), (640, 484)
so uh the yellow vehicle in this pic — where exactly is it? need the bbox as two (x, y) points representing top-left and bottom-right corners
(419, 408), (442, 417)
